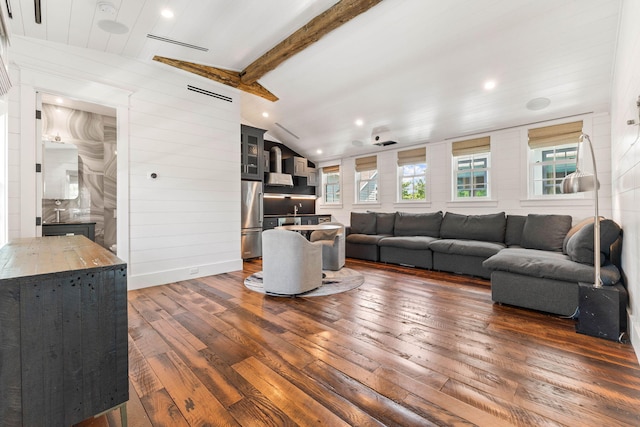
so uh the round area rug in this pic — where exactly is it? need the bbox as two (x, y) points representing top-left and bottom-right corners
(244, 268), (364, 297)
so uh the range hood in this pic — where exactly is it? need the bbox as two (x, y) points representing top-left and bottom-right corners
(266, 146), (293, 186)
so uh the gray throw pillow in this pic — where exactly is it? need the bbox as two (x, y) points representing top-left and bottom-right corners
(566, 219), (621, 265)
(521, 214), (572, 252)
(350, 212), (376, 235)
(394, 211), (443, 237)
(562, 217), (595, 254)
(375, 212), (396, 235)
(439, 212), (506, 243)
(505, 215), (527, 246)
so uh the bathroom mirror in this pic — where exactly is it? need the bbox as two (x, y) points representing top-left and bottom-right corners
(43, 140), (79, 200)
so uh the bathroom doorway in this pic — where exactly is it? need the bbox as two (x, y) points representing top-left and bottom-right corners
(39, 92), (118, 252)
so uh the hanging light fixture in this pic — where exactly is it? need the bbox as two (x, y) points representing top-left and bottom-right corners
(561, 133), (601, 287)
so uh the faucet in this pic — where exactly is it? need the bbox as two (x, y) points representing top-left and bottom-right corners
(54, 208), (65, 223)
(293, 202), (302, 216)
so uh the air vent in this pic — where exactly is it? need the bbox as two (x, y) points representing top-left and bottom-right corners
(146, 34), (209, 52)
(187, 85), (232, 103)
(275, 122), (300, 140)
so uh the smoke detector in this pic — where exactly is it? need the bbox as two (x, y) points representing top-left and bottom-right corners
(97, 2), (117, 15)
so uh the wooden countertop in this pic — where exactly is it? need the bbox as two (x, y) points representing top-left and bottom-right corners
(0, 235), (125, 280)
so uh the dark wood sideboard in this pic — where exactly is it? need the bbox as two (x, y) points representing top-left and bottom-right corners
(0, 235), (128, 426)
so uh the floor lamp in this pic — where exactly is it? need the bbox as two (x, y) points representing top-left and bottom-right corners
(561, 133), (601, 287)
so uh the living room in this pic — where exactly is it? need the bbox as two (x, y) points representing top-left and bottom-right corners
(1, 0), (640, 425)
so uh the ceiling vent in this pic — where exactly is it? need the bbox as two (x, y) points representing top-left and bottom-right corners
(146, 34), (209, 52)
(187, 85), (232, 103)
(371, 126), (397, 146)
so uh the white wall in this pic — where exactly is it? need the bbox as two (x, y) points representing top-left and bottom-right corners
(8, 36), (242, 289)
(318, 113), (611, 225)
(611, 0), (640, 359)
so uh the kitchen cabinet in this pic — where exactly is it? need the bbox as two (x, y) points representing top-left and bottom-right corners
(241, 125), (266, 180)
(307, 167), (317, 187)
(43, 222), (96, 241)
(0, 236), (128, 426)
(284, 156), (307, 177)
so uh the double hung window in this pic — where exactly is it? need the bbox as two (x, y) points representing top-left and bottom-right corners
(322, 165), (340, 204)
(355, 155), (378, 203)
(528, 121), (582, 197)
(452, 137), (490, 199)
(397, 147), (427, 201)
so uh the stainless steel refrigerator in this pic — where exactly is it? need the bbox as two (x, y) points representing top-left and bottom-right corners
(241, 180), (263, 259)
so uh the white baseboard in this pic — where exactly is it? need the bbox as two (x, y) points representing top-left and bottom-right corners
(127, 259), (243, 290)
(630, 314), (640, 362)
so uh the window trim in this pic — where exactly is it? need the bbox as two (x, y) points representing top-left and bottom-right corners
(452, 151), (491, 201)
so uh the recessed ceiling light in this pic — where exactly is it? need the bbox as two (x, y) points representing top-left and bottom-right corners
(316, 149), (323, 154)
(262, 112), (269, 118)
(355, 119), (364, 127)
(161, 8), (174, 19)
(484, 80), (496, 90)
(526, 97), (551, 111)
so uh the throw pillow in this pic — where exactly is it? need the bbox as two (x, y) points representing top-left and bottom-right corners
(350, 212), (376, 235)
(566, 219), (621, 265)
(505, 215), (527, 246)
(562, 216), (595, 254)
(521, 214), (572, 252)
(440, 212), (506, 243)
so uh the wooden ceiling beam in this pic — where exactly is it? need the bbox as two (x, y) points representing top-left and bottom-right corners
(153, 56), (279, 102)
(240, 0), (382, 85)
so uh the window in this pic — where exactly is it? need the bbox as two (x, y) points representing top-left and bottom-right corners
(322, 165), (340, 204)
(355, 155), (377, 203)
(528, 121), (582, 197)
(452, 137), (490, 199)
(397, 147), (426, 201)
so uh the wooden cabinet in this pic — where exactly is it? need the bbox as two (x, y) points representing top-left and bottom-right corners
(284, 156), (307, 177)
(241, 125), (266, 180)
(0, 236), (128, 426)
(307, 167), (317, 186)
(43, 222), (96, 241)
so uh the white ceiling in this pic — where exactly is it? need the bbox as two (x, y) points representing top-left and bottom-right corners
(8, 0), (622, 162)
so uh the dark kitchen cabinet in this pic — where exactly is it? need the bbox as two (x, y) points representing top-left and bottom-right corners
(284, 156), (307, 177)
(0, 236), (128, 426)
(241, 125), (266, 180)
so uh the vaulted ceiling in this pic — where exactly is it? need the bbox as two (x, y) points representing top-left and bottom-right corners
(8, 0), (622, 162)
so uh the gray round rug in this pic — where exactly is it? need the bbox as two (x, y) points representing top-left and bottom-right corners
(244, 268), (364, 297)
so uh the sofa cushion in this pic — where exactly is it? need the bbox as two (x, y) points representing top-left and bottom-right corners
(505, 215), (527, 247)
(346, 234), (387, 245)
(483, 247), (620, 285)
(394, 211), (443, 237)
(429, 239), (506, 258)
(375, 212), (396, 235)
(520, 214), (572, 252)
(566, 219), (621, 265)
(378, 235), (437, 250)
(439, 212), (506, 243)
(350, 212), (376, 235)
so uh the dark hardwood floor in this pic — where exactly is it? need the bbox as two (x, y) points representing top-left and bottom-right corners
(77, 258), (640, 426)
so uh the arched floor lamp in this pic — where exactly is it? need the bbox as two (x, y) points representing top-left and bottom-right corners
(561, 133), (601, 287)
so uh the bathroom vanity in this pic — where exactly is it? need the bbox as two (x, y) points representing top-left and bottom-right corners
(42, 221), (96, 241)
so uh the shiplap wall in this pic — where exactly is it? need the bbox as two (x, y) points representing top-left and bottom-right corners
(611, 0), (640, 360)
(317, 112), (612, 225)
(8, 36), (242, 289)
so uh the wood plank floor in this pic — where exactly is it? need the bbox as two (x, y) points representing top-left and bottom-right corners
(77, 258), (640, 426)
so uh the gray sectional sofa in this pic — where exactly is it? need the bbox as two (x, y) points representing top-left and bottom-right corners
(345, 211), (623, 317)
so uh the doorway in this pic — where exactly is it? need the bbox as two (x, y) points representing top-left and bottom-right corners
(39, 92), (117, 252)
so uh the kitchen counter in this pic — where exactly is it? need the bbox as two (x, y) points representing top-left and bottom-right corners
(264, 214), (321, 218)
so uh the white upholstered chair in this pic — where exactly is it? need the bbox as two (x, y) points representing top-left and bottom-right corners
(262, 229), (323, 295)
(310, 222), (345, 271)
